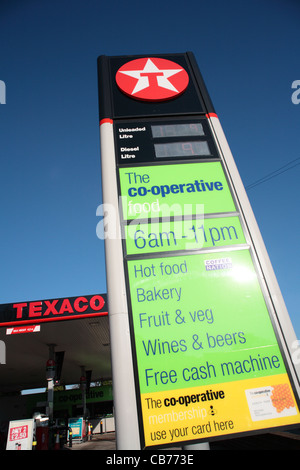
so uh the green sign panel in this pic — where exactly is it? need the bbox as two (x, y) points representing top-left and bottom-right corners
(125, 216), (246, 255)
(128, 249), (285, 392)
(126, 250), (300, 446)
(119, 161), (236, 220)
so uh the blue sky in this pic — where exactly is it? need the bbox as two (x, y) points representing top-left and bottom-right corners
(0, 0), (299, 337)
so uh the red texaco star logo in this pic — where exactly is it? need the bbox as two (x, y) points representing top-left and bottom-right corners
(115, 57), (189, 102)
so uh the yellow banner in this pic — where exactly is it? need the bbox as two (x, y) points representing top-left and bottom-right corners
(141, 373), (300, 447)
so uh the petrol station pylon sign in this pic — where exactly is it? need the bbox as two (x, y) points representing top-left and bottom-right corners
(97, 52), (300, 450)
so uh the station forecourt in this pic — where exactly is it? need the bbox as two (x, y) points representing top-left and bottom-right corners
(1, 292), (300, 450)
(0, 293), (114, 449)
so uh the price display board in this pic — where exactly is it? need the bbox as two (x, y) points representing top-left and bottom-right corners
(6, 419), (35, 450)
(98, 53), (300, 449)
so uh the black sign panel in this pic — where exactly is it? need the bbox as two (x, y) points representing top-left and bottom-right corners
(98, 52), (215, 120)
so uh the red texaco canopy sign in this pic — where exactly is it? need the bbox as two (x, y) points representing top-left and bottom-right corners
(115, 57), (189, 102)
(0, 294), (108, 327)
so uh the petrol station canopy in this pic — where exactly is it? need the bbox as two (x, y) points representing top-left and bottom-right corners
(0, 294), (111, 393)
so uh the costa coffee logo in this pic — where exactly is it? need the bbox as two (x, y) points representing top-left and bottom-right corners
(115, 57), (189, 102)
